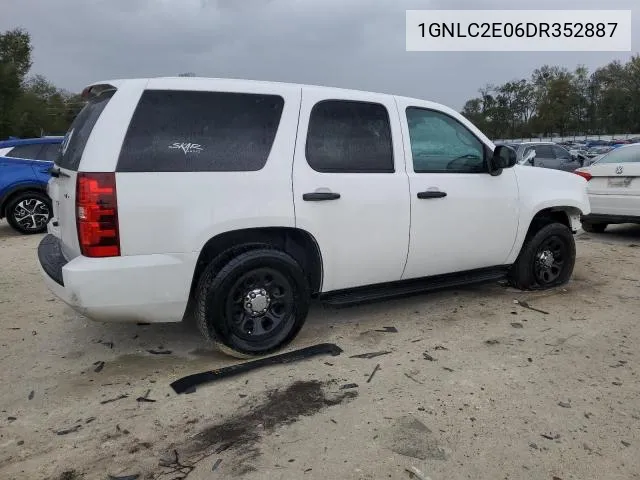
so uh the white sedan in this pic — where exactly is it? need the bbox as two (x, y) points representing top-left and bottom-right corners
(574, 144), (640, 233)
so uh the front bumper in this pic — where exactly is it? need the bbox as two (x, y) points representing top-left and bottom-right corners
(37, 234), (197, 323)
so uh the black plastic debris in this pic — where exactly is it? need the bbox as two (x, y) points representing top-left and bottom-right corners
(212, 458), (222, 472)
(170, 343), (343, 394)
(422, 352), (435, 361)
(374, 326), (398, 333)
(516, 300), (549, 315)
(136, 389), (156, 403)
(94, 361), (105, 373)
(366, 364), (381, 383)
(350, 351), (392, 359)
(56, 424), (81, 435)
(28, 390), (34, 400)
(434, 345), (448, 351)
(100, 394), (128, 405)
(340, 383), (358, 390)
(147, 349), (172, 355)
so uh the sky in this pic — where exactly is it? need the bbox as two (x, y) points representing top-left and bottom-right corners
(2, 0), (638, 110)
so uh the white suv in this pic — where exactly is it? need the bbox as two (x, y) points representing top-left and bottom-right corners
(38, 77), (590, 358)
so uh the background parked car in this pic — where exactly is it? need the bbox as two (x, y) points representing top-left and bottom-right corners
(497, 141), (586, 172)
(574, 143), (640, 232)
(0, 136), (62, 234)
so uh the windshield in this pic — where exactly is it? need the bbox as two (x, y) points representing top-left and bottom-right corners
(593, 145), (640, 165)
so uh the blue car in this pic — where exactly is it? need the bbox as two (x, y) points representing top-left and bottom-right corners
(0, 137), (63, 234)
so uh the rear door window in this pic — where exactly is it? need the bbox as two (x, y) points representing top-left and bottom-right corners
(6, 144), (44, 160)
(57, 90), (115, 171)
(305, 100), (394, 173)
(117, 90), (285, 172)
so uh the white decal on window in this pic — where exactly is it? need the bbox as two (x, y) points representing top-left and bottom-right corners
(61, 129), (74, 155)
(169, 142), (204, 154)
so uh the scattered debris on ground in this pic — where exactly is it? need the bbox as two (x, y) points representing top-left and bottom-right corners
(170, 343), (343, 394)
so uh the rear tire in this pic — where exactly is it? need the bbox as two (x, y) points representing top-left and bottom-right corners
(581, 221), (607, 233)
(195, 248), (311, 358)
(509, 222), (576, 291)
(5, 191), (52, 235)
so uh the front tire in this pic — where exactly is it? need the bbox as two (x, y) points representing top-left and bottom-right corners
(5, 191), (52, 235)
(581, 221), (607, 233)
(509, 223), (576, 291)
(195, 248), (311, 358)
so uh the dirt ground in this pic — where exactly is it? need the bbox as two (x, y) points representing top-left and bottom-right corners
(1, 219), (639, 480)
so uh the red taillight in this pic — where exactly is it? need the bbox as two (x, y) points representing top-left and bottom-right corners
(76, 172), (120, 257)
(574, 170), (592, 181)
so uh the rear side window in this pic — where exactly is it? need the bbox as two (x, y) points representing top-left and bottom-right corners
(6, 144), (43, 160)
(57, 90), (114, 171)
(305, 100), (394, 173)
(117, 90), (285, 172)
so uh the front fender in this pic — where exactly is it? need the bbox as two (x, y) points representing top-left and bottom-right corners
(505, 165), (590, 263)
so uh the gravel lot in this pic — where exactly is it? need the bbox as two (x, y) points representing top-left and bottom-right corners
(1, 220), (639, 480)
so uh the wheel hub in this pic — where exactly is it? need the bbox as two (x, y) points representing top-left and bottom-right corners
(244, 288), (271, 316)
(537, 249), (554, 268)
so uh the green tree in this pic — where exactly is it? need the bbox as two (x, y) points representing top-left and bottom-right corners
(0, 28), (33, 139)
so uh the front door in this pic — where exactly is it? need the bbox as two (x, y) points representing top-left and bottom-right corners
(292, 90), (411, 292)
(396, 99), (520, 280)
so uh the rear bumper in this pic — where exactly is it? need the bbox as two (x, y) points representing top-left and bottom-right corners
(37, 234), (197, 323)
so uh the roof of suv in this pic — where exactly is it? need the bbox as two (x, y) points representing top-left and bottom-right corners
(85, 76), (452, 111)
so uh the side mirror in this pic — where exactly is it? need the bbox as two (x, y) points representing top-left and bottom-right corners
(490, 145), (517, 174)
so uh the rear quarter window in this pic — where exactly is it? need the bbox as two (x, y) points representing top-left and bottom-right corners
(116, 90), (285, 172)
(57, 90), (114, 171)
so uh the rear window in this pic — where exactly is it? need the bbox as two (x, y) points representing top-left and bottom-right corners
(594, 145), (640, 164)
(6, 144), (43, 160)
(57, 90), (115, 171)
(117, 90), (285, 172)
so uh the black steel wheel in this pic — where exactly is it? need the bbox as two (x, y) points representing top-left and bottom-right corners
(533, 235), (567, 286)
(196, 248), (310, 358)
(6, 191), (52, 234)
(509, 222), (576, 290)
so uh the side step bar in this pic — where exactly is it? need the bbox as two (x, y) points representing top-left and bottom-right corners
(321, 266), (510, 307)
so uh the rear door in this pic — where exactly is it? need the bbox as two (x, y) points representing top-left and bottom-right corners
(586, 146), (640, 216)
(292, 89), (410, 292)
(49, 89), (117, 260)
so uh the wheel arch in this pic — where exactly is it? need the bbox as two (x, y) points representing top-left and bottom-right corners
(186, 227), (323, 314)
(524, 206), (582, 239)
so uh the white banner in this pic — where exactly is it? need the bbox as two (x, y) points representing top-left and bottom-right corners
(406, 10), (632, 51)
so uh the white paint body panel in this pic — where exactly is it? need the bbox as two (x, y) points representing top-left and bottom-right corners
(394, 96), (520, 279)
(39, 77), (591, 324)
